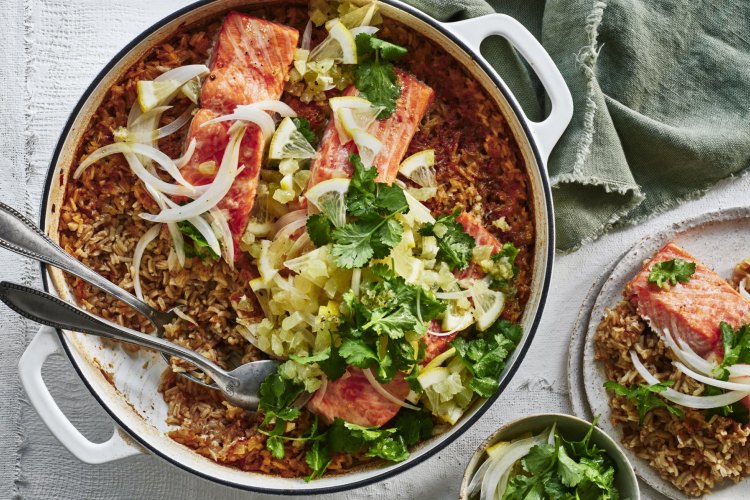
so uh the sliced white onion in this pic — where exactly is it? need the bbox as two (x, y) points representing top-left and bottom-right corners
(739, 277), (750, 300)
(363, 368), (420, 411)
(175, 138), (197, 168)
(129, 143), (195, 189)
(647, 319), (715, 376)
(154, 64), (209, 83)
(301, 20), (312, 51)
(351, 268), (361, 297)
(435, 289), (473, 300)
(141, 124), (246, 223)
(173, 307), (198, 326)
(246, 100), (297, 117)
(274, 217), (307, 242)
(148, 189), (186, 267)
(287, 231), (311, 259)
(630, 350), (750, 409)
(674, 361), (750, 391)
(467, 458), (493, 496)
(74, 143), (135, 178)
(427, 322), (469, 337)
(202, 101), (295, 141)
(210, 206), (234, 267)
(272, 209), (307, 236)
(132, 224), (162, 300)
(128, 105), (172, 132)
(479, 435), (544, 500)
(123, 151), (200, 197)
(729, 365), (750, 378)
(153, 104), (195, 140)
(161, 197), (221, 257)
(350, 26), (378, 36)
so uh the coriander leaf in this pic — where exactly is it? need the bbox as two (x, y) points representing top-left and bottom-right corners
(556, 442), (584, 487)
(307, 214), (333, 246)
(468, 376), (498, 398)
(266, 435), (285, 459)
(317, 342), (347, 380)
(339, 338), (378, 367)
(291, 117), (317, 147)
(178, 220), (219, 260)
(355, 33), (408, 62)
(371, 218), (404, 259)
(305, 440), (331, 481)
(716, 322), (750, 380)
(392, 408), (433, 447)
(522, 443), (556, 475)
(331, 219), (378, 268)
(365, 435), (409, 462)
(648, 258), (696, 288)
(604, 380), (684, 423)
(375, 184), (407, 213)
(346, 154), (378, 216)
(364, 306), (417, 339)
(258, 369), (304, 426)
(327, 418), (366, 454)
(703, 384), (750, 423)
(354, 61), (400, 118)
(419, 210), (476, 270)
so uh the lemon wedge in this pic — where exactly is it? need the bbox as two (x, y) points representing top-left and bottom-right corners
(399, 149), (437, 187)
(471, 281), (505, 331)
(392, 250), (422, 284)
(351, 129), (382, 166)
(268, 117), (316, 160)
(304, 177), (350, 227)
(136, 80), (183, 112)
(329, 96), (381, 142)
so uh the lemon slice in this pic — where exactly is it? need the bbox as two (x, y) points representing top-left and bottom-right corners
(304, 177), (350, 227)
(351, 129), (382, 166)
(268, 117), (316, 160)
(329, 96), (380, 142)
(180, 77), (201, 104)
(136, 80), (182, 112)
(326, 19), (357, 64)
(442, 304), (474, 332)
(393, 250), (422, 284)
(486, 441), (511, 459)
(399, 149), (436, 187)
(471, 281), (505, 331)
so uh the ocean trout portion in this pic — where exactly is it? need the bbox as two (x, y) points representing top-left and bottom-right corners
(179, 13), (297, 254)
(307, 70), (434, 187)
(201, 12), (299, 114)
(627, 243), (750, 356)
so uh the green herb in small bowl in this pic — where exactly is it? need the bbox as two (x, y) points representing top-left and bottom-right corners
(460, 413), (639, 500)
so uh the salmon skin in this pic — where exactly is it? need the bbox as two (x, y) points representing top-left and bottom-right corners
(627, 242), (750, 356)
(201, 12), (299, 114)
(307, 213), (504, 428)
(180, 13), (298, 255)
(307, 69), (434, 187)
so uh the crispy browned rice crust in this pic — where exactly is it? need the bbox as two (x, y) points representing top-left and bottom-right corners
(595, 299), (750, 496)
(57, 5), (534, 477)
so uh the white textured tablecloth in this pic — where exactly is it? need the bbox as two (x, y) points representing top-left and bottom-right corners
(1, 1), (746, 498)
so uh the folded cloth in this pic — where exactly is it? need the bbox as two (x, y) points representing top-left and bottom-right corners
(405, 0), (750, 251)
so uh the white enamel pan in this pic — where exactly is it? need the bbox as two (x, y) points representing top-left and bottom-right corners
(19, 0), (572, 494)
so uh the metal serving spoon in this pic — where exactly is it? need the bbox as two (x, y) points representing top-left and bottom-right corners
(0, 281), (278, 410)
(0, 202), (225, 387)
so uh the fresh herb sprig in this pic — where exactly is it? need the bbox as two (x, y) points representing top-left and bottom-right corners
(450, 320), (521, 397)
(604, 380), (684, 423)
(502, 418), (619, 500)
(353, 34), (408, 118)
(178, 220), (219, 261)
(291, 117), (317, 147)
(419, 210), (476, 271)
(703, 322), (750, 423)
(307, 154), (408, 269)
(648, 258), (696, 289)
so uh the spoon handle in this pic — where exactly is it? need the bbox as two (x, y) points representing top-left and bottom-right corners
(0, 203), (161, 325)
(0, 281), (237, 392)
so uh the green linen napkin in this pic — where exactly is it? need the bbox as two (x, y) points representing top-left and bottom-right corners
(405, 0), (750, 252)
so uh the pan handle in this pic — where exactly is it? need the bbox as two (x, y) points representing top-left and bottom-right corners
(18, 326), (145, 464)
(443, 14), (573, 164)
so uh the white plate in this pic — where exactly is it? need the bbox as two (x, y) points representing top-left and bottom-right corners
(579, 206), (750, 500)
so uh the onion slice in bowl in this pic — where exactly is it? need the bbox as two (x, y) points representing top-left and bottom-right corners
(363, 368), (420, 411)
(630, 350), (750, 408)
(132, 224), (163, 300)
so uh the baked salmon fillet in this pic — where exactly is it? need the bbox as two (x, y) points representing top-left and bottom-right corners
(180, 12), (298, 254)
(627, 242), (750, 356)
(307, 69), (434, 188)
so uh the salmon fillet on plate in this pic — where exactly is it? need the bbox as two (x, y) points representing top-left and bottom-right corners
(180, 12), (298, 254)
(627, 242), (750, 357)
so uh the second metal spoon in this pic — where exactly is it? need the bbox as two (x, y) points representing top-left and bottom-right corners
(0, 281), (277, 410)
